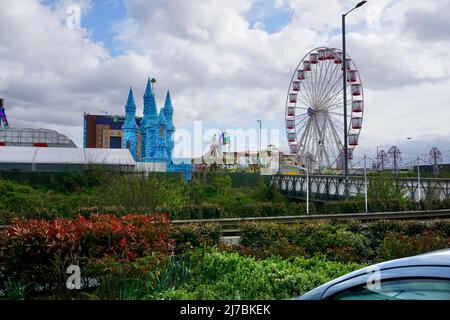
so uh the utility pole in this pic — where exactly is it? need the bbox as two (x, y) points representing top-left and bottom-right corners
(429, 147), (442, 177)
(388, 146), (401, 178)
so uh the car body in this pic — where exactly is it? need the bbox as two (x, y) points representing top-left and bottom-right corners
(296, 249), (450, 300)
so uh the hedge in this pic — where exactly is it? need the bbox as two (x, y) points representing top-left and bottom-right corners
(170, 223), (222, 252)
(0, 214), (172, 297)
(377, 231), (450, 261)
(238, 219), (450, 262)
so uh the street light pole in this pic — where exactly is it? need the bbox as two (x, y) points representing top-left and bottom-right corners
(364, 154), (368, 213)
(342, 1), (367, 200)
(306, 154), (310, 214)
(342, 13), (349, 199)
(417, 156), (421, 208)
(256, 120), (261, 166)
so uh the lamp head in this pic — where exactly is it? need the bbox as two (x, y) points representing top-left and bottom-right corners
(355, 1), (367, 8)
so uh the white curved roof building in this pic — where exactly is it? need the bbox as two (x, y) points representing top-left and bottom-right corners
(0, 128), (77, 148)
(0, 146), (136, 171)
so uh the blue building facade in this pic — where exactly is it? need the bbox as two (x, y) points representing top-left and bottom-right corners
(122, 78), (192, 180)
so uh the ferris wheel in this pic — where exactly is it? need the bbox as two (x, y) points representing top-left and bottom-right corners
(285, 47), (364, 171)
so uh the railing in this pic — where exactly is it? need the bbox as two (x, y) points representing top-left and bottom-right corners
(271, 174), (450, 202)
(172, 209), (450, 237)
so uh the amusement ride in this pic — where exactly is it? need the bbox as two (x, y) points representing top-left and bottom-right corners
(285, 47), (364, 173)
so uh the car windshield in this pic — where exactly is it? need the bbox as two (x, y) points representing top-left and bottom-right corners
(331, 278), (450, 300)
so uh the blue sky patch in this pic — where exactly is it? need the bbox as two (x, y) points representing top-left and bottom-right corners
(41, 0), (127, 56)
(246, 0), (294, 33)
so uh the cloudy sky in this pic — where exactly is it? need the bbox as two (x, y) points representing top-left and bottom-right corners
(1, 0), (450, 165)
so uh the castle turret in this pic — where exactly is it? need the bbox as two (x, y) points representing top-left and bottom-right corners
(162, 90), (175, 160)
(144, 79), (159, 161)
(150, 110), (169, 163)
(122, 87), (138, 160)
(141, 78), (158, 160)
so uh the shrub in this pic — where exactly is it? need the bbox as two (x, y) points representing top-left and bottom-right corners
(0, 214), (172, 296)
(239, 221), (371, 262)
(433, 219), (450, 237)
(237, 202), (289, 217)
(159, 249), (365, 300)
(301, 226), (372, 262)
(85, 253), (167, 300)
(0, 179), (95, 224)
(96, 174), (189, 212)
(239, 222), (308, 249)
(161, 204), (224, 220)
(377, 231), (450, 261)
(170, 223), (221, 252)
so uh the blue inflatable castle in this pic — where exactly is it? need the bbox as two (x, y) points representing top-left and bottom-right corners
(122, 78), (192, 180)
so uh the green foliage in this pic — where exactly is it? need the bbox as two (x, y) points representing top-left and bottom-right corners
(237, 202), (289, 217)
(239, 221), (371, 262)
(367, 176), (403, 201)
(0, 179), (95, 224)
(86, 254), (172, 300)
(0, 214), (172, 297)
(158, 249), (365, 300)
(170, 223), (222, 252)
(84, 249), (364, 300)
(377, 231), (450, 261)
(184, 174), (291, 217)
(96, 174), (189, 212)
(239, 219), (450, 263)
(160, 204), (225, 220)
(0, 171), (101, 194)
(0, 280), (31, 300)
(2, 173), (450, 224)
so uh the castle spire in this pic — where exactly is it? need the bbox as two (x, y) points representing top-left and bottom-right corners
(143, 78), (157, 117)
(141, 78), (159, 160)
(144, 77), (152, 97)
(126, 87), (136, 108)
(122, 87), (138, 160)
(163, 90), (173, 112)
(162, 89), (175, 160)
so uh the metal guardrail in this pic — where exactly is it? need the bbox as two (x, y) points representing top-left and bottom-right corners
(172, 209), (450, 236)
(2, 209), (450, 236)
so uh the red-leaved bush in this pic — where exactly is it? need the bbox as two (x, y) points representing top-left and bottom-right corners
(0, 213), (172, 294)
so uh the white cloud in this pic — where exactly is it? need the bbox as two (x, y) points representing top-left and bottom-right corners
(0, 0), (448, 161)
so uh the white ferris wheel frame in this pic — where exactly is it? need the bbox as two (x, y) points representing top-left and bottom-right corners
(285, 46), (364, 171)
